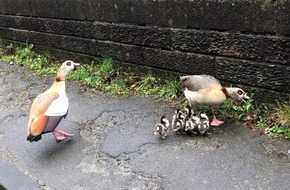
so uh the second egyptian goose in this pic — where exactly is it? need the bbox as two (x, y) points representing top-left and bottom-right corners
(27, 60), (81, 142)
(180, 75), (250, 126)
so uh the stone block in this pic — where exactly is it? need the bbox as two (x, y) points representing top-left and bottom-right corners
(35, 45), (102, 64)
(0, 15), (111, 40)
(1, 0), (31, 15)
(158, 0), (276, 33)
(30, 0), (86, 20)
(84, 0), (159, 25)
(264, 36), (290, 65)
(276, 0), (290, 35)
(0, 27), (28, 42)
(216, 57), (284, 91)
(115, 60), (180, 79)
(110, 24), (171, 49)
(286, 67), (290, 93)
(25, 32), (98, 56)
(172, 29), (263, 60)
(143, 48), (215, 76)
(95, 41), (144, 64)
(29, 0), (159, 25)
(0, 0), (3, 13)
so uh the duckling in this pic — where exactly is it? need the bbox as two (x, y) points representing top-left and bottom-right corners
(172, 109), (181, 127)
(182, 105), (192, 119)
(189, 115), (201, 135)
(184, 118), (192, 132)
(180, 75), (250, 126)
(184, 116), (198, 133)
(183, 105), (195, 133)
(172, 111), (185, 134)
(154, 116), (169, 139)
(197, 113), (210, 135)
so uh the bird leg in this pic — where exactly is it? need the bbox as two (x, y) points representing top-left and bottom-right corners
(210, 107), (224, 127)
(52, 129), (74, 142)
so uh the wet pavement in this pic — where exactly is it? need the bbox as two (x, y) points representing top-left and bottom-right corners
(0, 60), (289, 190)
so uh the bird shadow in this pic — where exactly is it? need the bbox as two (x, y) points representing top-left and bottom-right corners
(34, 137), (78, 161)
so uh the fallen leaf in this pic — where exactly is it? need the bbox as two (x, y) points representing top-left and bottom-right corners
(247, 122), (256, 131)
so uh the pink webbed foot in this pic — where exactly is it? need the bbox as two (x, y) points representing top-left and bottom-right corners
(52, 129), (74, 142)
(210, 116), (224, 127)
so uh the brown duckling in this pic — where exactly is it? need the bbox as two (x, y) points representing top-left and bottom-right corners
(154, 115), (169, 139)
(172, 111), (185, 134)
(197, 113), (210, 135)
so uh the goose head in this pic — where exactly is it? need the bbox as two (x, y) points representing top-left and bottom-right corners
(56, 60), (81, 81)
(224, 87), (250, 102)
(181, 78), (188, 92)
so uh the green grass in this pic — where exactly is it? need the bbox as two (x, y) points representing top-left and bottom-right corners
(0, 42), (289, 139)
(0, 42), (180, 100)
(218, 97), (290, 139)
(267, 102), (290, 138)
(1, 43), (58, 74)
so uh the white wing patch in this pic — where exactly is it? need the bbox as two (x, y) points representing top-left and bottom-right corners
(45, 95), (69, 116)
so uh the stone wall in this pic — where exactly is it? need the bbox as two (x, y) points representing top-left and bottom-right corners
(0, 0), (289, 102)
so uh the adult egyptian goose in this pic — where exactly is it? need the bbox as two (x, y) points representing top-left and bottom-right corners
(27, 60), (81, 142)
(180, 75), (250, 126)
(154, 115), (169, 139)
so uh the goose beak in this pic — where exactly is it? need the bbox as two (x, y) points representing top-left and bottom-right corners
(74, 62), (82, 67)
(242, 93), (250, 103)
(73, 62), (82, 70)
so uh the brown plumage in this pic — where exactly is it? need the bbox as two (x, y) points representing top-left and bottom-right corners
(180, 75), (221, 91)
(27, 60), (81, 142)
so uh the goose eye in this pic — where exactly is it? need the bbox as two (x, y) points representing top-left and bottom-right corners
(66, 61), (72, 66)
(237, 90), (243, 95)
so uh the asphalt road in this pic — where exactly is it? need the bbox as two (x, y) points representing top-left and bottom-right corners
(0, 60), (289, 190)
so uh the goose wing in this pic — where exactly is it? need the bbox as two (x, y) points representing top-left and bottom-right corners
(180, 75), (221, 91)
(27, 91), (60, 136)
